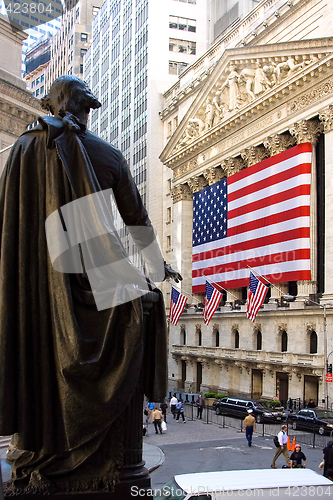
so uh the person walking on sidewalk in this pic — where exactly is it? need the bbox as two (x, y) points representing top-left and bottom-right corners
(160, 400), (168, 423)
(152, 407), (163, 434)
(196, 395), (205, 419)
(271, 425), (291, 468)
(170, 394), (178, 419)
(176, 399), (186, 423)
(243, 409), (256, 447)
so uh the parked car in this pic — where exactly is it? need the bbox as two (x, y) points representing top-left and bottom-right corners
(287, 408), (333, 435)
(214, 397), (287, 423)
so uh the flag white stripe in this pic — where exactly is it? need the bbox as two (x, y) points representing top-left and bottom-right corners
(228, 174), (311, 212)
(193, 217), (310, 255)
(228, 152), (312, 195)
(192, 238), (310, 271)
(228, 195), (310, 229)
(193, 259), (311, 287)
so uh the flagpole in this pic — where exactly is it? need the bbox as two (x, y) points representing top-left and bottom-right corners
(246, 265), (289, 297)
(205, 277), (239, 300)
(170, 282), (201, 303)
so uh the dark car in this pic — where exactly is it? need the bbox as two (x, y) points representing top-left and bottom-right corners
(214, 397), (287, 423)
(287, 408), (333, 435)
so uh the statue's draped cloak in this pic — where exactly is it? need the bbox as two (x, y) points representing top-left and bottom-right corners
(0, 116), (167, 491)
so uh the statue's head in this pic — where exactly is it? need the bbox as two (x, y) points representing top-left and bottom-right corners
(41, 76), (101, 122)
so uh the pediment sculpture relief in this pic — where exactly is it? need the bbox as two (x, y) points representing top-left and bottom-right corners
(175, 53), (320, 152)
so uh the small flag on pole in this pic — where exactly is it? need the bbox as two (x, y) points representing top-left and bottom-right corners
(246, 272), (268, 322)
(203, 281), (222, 325)
(169, 287), (188, 325)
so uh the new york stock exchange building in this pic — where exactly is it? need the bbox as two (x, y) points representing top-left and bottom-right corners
(158, 0), (333, 408)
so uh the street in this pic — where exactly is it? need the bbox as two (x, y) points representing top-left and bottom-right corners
(147, 413), (325, 492)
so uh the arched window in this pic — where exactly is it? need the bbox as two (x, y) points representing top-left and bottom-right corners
(234, 330), (239, 349)
(256, 330), (262, 351)
(281, 330), (288, 352)
(310, 331), (318, 354)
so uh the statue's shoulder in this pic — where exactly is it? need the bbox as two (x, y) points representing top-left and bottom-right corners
(83, 131), (124, 162)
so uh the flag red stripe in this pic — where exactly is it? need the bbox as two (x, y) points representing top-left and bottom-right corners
(193, 228), (310, 263)
(228, 206), (310, 237)
(193, 270), (310, 293)
(227, 142), (312, 186)
(192, 248), (310, 279)
(228, 163), (311, 203)
(228, 185), (310, 220)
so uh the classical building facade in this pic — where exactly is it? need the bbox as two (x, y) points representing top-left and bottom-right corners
(159, 0), (333, 407)
(0, 15), (42, 174)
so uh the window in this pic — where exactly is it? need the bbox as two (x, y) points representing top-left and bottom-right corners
(234, 330), (239, 349)
(181, 327), (186, 345)
(92, 5), (100, 16)
(40, 85), (44, 95)
(310, 331), (318, 354)
(166, 235), (171, 252)
(80, 48), (87, 58)
(256, 331), (262, 350)
(80, 64), (84, 74)
(41, 74), (44, 82)
(36, 88), (39, 96)
(36, 77), (40, 85)
(215, 329), (219, 347)
(169, 16), (196, 32)
(166, 207), (171, 224)
(169, 61), (189, 75)
(31, 80), (35, 88)
(81, 33), (88, 42)
(169, 38), (196, 55)
(281, 331), (288, 352)
(196, 328), (202, 346)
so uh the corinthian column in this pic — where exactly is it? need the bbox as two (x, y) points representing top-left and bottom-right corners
(289, 119), (323, 300)
(171, 183), (193, 292)
(319, 105), (333, 303)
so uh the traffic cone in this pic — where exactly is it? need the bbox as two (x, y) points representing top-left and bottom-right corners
(287, 436), (292, 450)
(291, 436), (296, 451)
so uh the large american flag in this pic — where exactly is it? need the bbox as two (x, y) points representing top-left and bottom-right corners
(192, 143), (312, 293)
(246, 272), (268, 322)
(169, 287), (188, 325)
(203, 281), (222, 325)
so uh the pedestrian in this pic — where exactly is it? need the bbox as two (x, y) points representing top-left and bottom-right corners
(152, 406), (163, 434)
(176, 398), (186, 423)
(146, 402), (155, 423)
(243, 409), (256, 447)
(170, 393), (178, 419)
(323, 440), (333, 479)
(196, 395), (205, 419)
(307, 398), (316, 408)
(271, 425), (291, 468)
(290, 444), (306, 468)
(160, 400), (168, 423)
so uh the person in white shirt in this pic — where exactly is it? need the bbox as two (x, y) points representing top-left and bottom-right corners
(170, 394), (178, 419)
(271, 424), (291, 468)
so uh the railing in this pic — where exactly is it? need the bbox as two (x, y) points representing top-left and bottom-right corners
(183, 403), (333, 449)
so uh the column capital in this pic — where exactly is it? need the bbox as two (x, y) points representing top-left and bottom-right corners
(240, 145), (269, 167)
(319, 104), (333, 133)
(289, 119), (323, 145)
(171, 183), (192, 203)
(263, 133), (296, 156)
(222, 157), (246, 176)
(187, 175), (208, 193)
(203, 166), (225, 186)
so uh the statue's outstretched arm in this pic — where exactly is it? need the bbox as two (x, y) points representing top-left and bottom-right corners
(164, 263), (182, 283)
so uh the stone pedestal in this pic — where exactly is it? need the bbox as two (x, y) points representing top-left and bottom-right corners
(3, 292), (161, 500)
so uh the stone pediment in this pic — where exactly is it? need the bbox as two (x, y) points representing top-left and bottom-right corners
(160, 38), (333, 171)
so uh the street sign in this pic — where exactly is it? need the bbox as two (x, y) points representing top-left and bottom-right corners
(326, 373), (333, 383)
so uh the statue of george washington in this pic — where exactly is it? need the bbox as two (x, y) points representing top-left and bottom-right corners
(0, 76), (180, 497)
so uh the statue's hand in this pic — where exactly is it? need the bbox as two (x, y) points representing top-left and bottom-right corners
(164, 263), (182, 283)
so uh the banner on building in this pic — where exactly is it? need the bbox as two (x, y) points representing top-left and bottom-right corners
(192, 143), (312, 293)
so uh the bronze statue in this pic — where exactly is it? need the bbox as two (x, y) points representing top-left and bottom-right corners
(0, 76), (181, 496)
